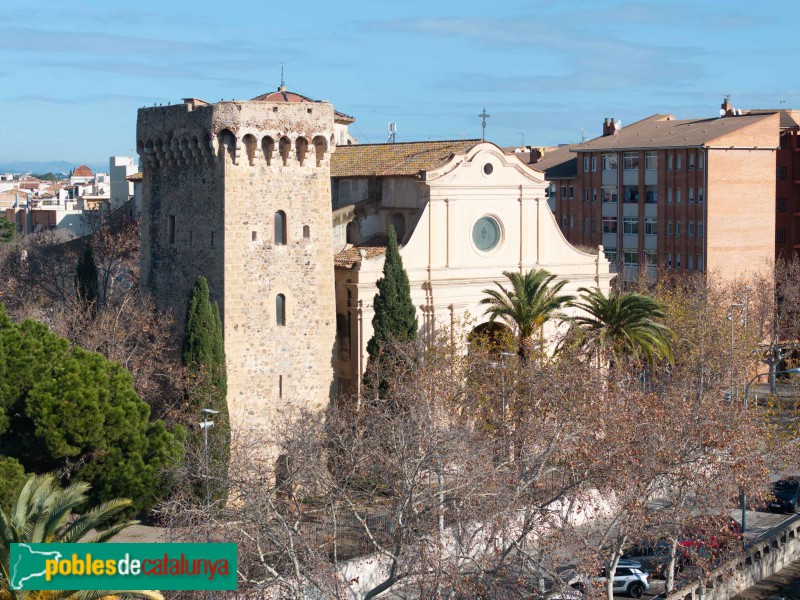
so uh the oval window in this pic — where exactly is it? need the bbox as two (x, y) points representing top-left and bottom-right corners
(472, 216), (501, 252)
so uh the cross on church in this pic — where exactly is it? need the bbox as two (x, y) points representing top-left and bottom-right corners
(478, 107), (491, 141)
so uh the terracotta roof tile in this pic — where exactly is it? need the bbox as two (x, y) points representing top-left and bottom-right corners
(574, 113), (776, 151)
(251, 87), (355, 123)
(334, 235), (389, 268)
(72, 164), (93, 177)
(741, 109), (800, 129)
(332, 139), (481, 178)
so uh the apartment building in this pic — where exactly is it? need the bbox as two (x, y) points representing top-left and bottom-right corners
(534, 102), (780, 280)
(767, 109), (800, 258)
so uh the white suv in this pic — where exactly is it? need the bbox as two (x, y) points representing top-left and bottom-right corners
(570, 560), (650, 598)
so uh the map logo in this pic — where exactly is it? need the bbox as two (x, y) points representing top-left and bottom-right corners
(9, 543), (237, 591)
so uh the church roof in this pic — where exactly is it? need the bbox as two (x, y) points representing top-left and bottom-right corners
(251, 86), (355, 123)
(331, 139), (482, 178)
(334, 235), (389, 268)
(72, 164), (93, 177)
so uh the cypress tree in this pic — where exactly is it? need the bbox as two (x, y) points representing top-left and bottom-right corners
(75, 244), (98, 307)
(364, 226), (418, 396)
(182, 276), (229, 502)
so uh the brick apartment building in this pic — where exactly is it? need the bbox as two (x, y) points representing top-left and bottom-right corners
(532, 100), (799, 280)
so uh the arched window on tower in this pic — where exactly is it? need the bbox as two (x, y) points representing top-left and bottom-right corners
(276, 294), (286, 326)
(275, 210), (287, 245)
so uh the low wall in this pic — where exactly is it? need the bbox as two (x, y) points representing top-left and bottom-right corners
(666, 515), (800, 600)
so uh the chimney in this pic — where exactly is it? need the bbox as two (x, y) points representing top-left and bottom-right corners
(603, 117), (616, 136)
(527, 146), (545, 164)
(721, 97), (734, 117)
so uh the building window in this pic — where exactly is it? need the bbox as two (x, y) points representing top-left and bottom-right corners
(645, 151), (657, 170)
(667, 188), (672, 203)
(168, 215), (175, 245)
(276, 294), (286, 326)
(688, 188), (694, 203)
(591, 219), (597, 233)
(210, 230), (215, 247)
(569, 215), (574, 229)
(624, 186), (639, 203)
(675, 222), (681, 237)
(591, 156), (597, 172)
(676, 253), (681, 268)
(645, 218), (657, 236)
(623, 152), (639, 170)
(623, 217), (639, 235)
(602, 186), (618, 203)
(604, 248), (617, 263)
(777, 229), (787, 243)
(697, 222), (703, 237)
(667, 221), (672, 236)
(583, 218), (590, 233)
(303, 225), (311, 239)
(666, 153), (673, 170)
(275, 210), (287, 245)
(688, 255), (693, 270)
(568, 186), (574, 200)
(602, 154), (617, 171)
(697, 151), (704, 169)
(675, 189), (681, 204)
(584, 156), (590, 172)
(584, 188), (590, 203)
(696, 255), (703, 271)
(252, 231), (257, 242)
(593, 188), (598, 203)
(391, 213), (406, 239)
(561, 186), (567, 200)
(561, 214), (567, 228)
(623, 249), (638, 266)
(778, 166), (787, 180)
(645, 186), (657, 204)
(697, 187), (704, 203)
(666, 253), (672, 267)
(676, 154), (682, 170)
(688, 152), (695, 169)
(644, 250), (657, 266)
(189, 230), (193, 247)
(777, 198), (787, 212)
(688, 222), (694, 237)
(603, 216), (618, 234)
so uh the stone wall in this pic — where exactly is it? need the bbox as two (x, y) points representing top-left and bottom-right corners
(137, 98), (337, 441)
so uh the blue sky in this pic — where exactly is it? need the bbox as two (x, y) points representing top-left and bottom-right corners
(1, 0), (798, 166)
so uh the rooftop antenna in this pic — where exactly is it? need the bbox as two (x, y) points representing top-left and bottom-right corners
(280, 63), (285, 89)
(579, 128), (587, 142)
(387, 122), (397, 143)
(518, 132), (525, 147)
(478, 107), (491, 141)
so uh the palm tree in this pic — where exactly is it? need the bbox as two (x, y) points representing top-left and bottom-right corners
(0, 475), (163, 600)
(480, 269), (575, 363)
(569, 287), (674, 368)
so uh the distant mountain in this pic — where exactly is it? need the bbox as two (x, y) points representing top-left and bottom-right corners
(0, 161), (108, 175)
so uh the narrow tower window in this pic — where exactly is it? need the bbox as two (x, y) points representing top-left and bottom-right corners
(275, 210), (287, 245)
(168, 215), (175, 245)
(276, 294), (286, 326)
(303, 225), (310, 239)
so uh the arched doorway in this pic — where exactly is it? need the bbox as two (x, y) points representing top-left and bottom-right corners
(469, 321), (515, 356)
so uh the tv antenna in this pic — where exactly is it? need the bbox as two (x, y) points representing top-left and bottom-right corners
(478, 107), (491, 141)
(518, 132), (525, 147)
(579, 128), (587, 142)
(387, 122), (397, 143)
(280, 63), (285, 88)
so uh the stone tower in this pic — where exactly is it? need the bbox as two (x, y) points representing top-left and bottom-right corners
(136, 93), (337, 439)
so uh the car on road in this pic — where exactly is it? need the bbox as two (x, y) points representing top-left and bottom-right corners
(768, 479), (800, 513)
(568, 560), (650, 598)
(623, 540), (685, 579)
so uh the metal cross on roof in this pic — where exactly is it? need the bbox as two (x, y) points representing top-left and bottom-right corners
(478, 107), (491, 141)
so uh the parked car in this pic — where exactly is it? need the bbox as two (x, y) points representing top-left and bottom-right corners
(623, 539), (685, 579)
(568, 560), (650, 598)
(768, 479), (800, 513)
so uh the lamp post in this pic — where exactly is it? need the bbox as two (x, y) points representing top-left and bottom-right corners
(739, 367), (800, 540)
(200, 408), (218, 600)
(489, 352), (516, 458)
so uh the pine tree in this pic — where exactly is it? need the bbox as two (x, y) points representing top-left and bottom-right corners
(182, 276), (229, 502)
(75, 244), (98, 306)
(0, 217), (15, 244)
(364, 226), (418, 396)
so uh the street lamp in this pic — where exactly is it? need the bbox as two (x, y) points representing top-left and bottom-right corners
(489, 351), (516, 457)
(739, 367), (800, 541)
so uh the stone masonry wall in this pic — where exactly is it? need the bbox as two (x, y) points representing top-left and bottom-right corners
(137, 98), (337, 442)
